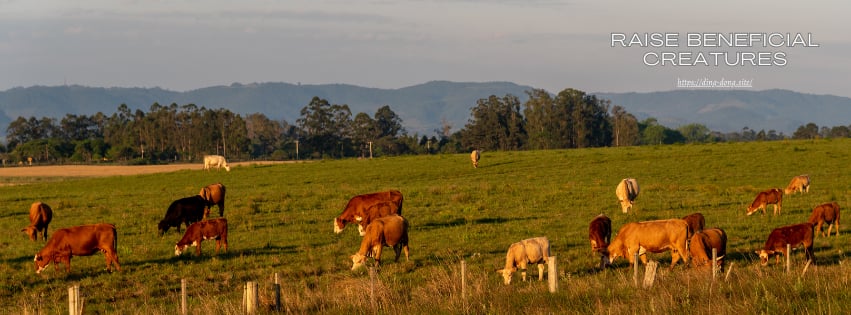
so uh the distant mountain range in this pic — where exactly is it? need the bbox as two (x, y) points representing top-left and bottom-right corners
(1, 81), (849, 139)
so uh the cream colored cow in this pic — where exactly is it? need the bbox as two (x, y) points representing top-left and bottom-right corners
(497, 237), (551, 285)
(615, 178), (640, 213)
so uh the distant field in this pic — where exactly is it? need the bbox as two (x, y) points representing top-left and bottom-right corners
(1, 139), (850, 314)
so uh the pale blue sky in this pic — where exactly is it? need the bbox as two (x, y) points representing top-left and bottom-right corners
(1, 0), (848, 96)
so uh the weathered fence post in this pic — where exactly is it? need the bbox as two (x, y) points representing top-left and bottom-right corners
(273, 273), (282, 311)
(548, 256), (558, 293)
(181, 279), (187, 315)
(243, 281), (258, 314)
(633, 252), (639, 287)
(801, 259), (812, 277)
(725, 262), (734, 282)
(461, 260), (468, 314)
(68, 285), (81, 315)
(642, 261), (658, 288)
(786, 244), (791, 274)
(711, 248), (718, 279)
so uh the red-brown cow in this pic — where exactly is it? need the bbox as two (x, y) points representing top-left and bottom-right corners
(689, 228), (727, 270)
(755, 223), (815, 266)
(334, 190), (403, 235)
(34, 223), (120, 274)
(681, 212), (705, 237)
(746, 188), (783, 216)
(605, 219), (689, 269)
(175, 218), (228, 256)
(808, 202), (840, 237)
(22, 201), (53, 241)
(588, 214), (611, 269)
(199, 183), (226, 218)
(350, 215), (409, 270)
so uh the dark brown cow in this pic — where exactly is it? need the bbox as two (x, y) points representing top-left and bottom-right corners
(334, 190), (403, 235)
(158, 196), (206, 236)
(746, 188), (783, 216)
(175, 218), (228, 256)
(22, 202), (53, 241)
(755, 223), (815, 266)
(199, 183), (226, 218)
(689, 228), (727, 270)
(808, 202), (840, 237)
(588, 214), (611, 268)
(681, 212), (705, 237)
(34, 223), (120, 273)
(350, 215), (409, 270)
(605, 219), (689, 269)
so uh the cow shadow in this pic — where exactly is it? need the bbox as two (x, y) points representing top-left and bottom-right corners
(419, 216), (533, 230)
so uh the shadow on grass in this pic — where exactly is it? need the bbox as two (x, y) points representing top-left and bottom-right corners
(419, 216), (534, 230)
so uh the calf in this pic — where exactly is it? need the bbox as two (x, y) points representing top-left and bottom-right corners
(22, 202), (53, 241)
(755, 223), (815, 266)
(784, 175), (810, 195)
(497, 237), (551, 285)
(34, 223), (120, 273)
(175, 218), (228, 256)
(681, 212), (705, 238)
(199, 183), (227, 218)
(746, 188), (783, 216)
(689, 228), (727, 270)
(350, 215), (409, 270)
(158, 196), (207, 236)
(808, 202), (840, 237)
(588, 214), (611, 269)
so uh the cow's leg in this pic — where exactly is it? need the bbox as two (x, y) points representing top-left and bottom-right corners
(372, 246), (382, 267)
(537, 263), (545, 281)
(393, 244), (402, 262)
(519, 261), (528, 281)
(196, 240), (202, 256)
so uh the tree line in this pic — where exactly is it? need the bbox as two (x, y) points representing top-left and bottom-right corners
(1, 87), (848, 165)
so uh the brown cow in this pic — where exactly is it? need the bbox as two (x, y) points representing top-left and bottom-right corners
(589, 214), (611, 269)
(199, 183), (226, 218)
(334, 190), (403, 235)
(755, 223), (815, 266)
(158, 195), (207, 236)
(350, 215), (409, 270)
(497, 237), (551, 285)
(746, 188), (783, 216)
(605, 219), (689, 269)
(22, 202), (53, 241)
(175, 218), (228, 256)
(784, 175), (810, 195)
(34, 223), (120, 274)
(808, 202), (840, 237)
(681, 212), (705, 237)
(689, 228), (727, 270)
(615, 178), (640, 213)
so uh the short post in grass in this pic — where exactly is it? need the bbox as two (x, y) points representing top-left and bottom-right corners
(369, 267), (377, 312)
(633, 252), (639, 287)
(243, 281), (258, 314)
(711, 248), (717, 279)
(461, 260), (468, 312)
(548, 256), (558, 293)
(786, 244), (791, 274)
(273, 273), (281, 311)
(642, 261), (658, 288)
(181, 279), (187, 315)
(68, 285), (81, 315)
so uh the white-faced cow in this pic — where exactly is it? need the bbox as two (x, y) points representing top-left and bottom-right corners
(746, 188), (783, 216)
(22, 201), (53, 241)
(175, 218), (228, 256)
(34, 223), (120, 274)
(199, 183), (226, 218)
(470, 149), (480, 168)
(350, 215), (409, 270)
(203, 155), (230, 172)
(755, 223), (815, 266)
(605, 219), (689, 269)
(334, 190), (403, 235)
(158, 196), (207, 236)
(589, 214), (612, 269)
(689, 228), (727, 270)
(497, 237), (551, 285)
(784, 175), (810, 195)
(615, 178), (640, 213)
(808, 202), (840, 237)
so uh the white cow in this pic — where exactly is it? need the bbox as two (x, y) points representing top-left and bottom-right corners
(496, 236), (550, 285)
(470, 150), (480, 168)
(203, 155), (230, 172)
(616, 178), (640, 213)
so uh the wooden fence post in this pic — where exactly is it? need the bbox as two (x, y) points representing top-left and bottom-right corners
(68, 285), (81, 315)
(548, 256), (558, 293)
(181, 279), (187, 315)
(633, 252), (639, 287)
(461, 260), (467, 313)
(369, 267), (377, 312)
(786, 244), (791, 274)
(274, 273), (282, 311)
(244, 281), (258, 314)
(642, 261), (658, 288)
(711, 248), (718, 279)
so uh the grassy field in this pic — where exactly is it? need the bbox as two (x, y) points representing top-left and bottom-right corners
(2, 139), (851, 314)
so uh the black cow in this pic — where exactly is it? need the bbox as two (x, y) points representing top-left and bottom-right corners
(158, 196), (206, 236)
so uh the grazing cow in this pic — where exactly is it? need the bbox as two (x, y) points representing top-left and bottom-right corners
(175, 218), (228, 256)
(689, 228), (727, 270)
(34, 223), (120, 274)
(22, 202), (53, 241)
(203, 155), (230, 172)
(470, 149), (480, 168)
(756, 223), (815, 266)
(334, 190), (403, 235)
(589, 214), (612, 268)
(158, 196), (207, 236)
(784, 175), (810, 195)
(746, 188), (783, 216)
(808, 202), (840, 237)
(615, 178), (640, 213)
(605, 219), (689, 269)
(681, 212), (706, 237)
(497, 237), (551, 285)
(199, 183), (227, 218)
(350, 215), (409, 270)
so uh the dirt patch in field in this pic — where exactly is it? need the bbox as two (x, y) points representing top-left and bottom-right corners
(0, 161), (292, 178)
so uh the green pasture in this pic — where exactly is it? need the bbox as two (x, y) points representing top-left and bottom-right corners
(2, 139), (851, 314)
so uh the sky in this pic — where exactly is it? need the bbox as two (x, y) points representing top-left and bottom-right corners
(1, 0), (849, 97)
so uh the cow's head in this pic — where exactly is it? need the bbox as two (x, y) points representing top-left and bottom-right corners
(746, 207), (758, 216)
(496, 268), (517, 285)
(350, 253), (367, 270)
(34, 254), (50, 274)
(755, 250), (774, 266)
(334, 218), (345, 234)
(157, 221), (169, 237)
(21, 226), (37, 241)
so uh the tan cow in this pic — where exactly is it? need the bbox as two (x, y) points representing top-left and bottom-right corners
(497, 237), (551, 285)
(615, 178), (640, 213)
(470, 149), (480, 168)
(756, 223), (814, 266)
(199, 183), (227, 218)
(589, 215), (611, 269)
(203, 155), (230, 172)
(350, 215), (409, 270)
(22, 202), (53, 241)
(746, 188), (783, 216)
(808, 202), (840, 237)
(689, 228), (727, 270)
(605, 219), (689, 269)
(784, 175), (810, 195)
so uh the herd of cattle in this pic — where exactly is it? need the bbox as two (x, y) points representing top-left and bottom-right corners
(17, 156), (842, 286)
